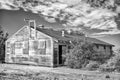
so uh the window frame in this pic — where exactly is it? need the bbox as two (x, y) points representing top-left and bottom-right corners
(38, 40), (46, 55)
(38, 40), (46, 49)
(29, 40), (46, 55)
(15, 41), (23, 49)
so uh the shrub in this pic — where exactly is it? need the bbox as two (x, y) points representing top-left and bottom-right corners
(85, 61), (99, 71)
(99, 53), (117, 72)
(99, 65), (115, 72)
(65, 48), (89, 68)
(65, 40), (96, 69)
(65, 39), (112, 69)
(111, 51), (120, 72)
(99, 64), (115, 72)
(114, 54), (120, 72)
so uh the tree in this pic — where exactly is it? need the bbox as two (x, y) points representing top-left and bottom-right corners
(65, 39), (96, 68)
(0, 25), (8, 62)
(65, 39), (111, 69)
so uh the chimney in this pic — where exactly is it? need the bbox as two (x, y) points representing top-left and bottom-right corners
(38, 25), (44, 28)
(29, 20), (37, 39)
(24, 18), (29, 25)
(62, 30), (65, 37)
(24, 18), (31, 39)
(24, 19), (37, 39)
(67, 29), (72, 34)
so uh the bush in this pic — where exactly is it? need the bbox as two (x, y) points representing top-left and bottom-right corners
(115, 57), (120, 72)
(110, 51), (120, 72)
(65, 51), (89, 68)
(99, 64), (115, 72)
(65, 40), (96, 69)
(65, 39), (112, 69)
(99, 54), (117, 72)
(85, 61), (99, 71)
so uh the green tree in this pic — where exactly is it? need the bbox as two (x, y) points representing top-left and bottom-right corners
(0, 25), (8, 62)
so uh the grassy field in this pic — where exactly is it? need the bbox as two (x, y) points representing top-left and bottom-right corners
(0, 63), (120, 80)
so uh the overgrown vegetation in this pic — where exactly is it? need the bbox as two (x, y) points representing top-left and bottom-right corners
(99, 49), (120, 72)
(85, 61), (99, 71)
(64, 38), (120, 72)
(0, 26), (8, 62)
(64, 39), (113, 70)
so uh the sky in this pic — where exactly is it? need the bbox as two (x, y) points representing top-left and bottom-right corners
(0, 9), (120, 50)
(0, 9), (64, 36)
(0, 0), (120, 50)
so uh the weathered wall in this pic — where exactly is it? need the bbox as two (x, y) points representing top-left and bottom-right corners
(94, 44), (112, 55)
(5, 26), (53, 67)
(53, 42), (59, 67)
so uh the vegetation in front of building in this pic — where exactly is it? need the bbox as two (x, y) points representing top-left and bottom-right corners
(99, 50), (120, 72)
(64, 39), (120, 72)
(65, 39), (109, 69)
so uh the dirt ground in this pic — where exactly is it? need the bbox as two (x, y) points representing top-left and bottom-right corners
(0, 63), (120, 80)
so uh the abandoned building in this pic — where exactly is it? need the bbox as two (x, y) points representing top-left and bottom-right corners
(5, 21), (114, 67)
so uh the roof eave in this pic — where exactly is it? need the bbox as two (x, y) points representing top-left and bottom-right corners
(93, 43), (114, 47)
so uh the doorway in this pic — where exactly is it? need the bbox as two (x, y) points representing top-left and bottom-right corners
(59, 45), (62, 65)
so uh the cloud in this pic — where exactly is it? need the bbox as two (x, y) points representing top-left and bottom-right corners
(58, 0), (82, 6)
(0, 0), (120, 36)
(0, 3), (13, 10)
(91, 29), (120, 37)
(44, 16), (56, 23)
(0, 0), (19, 10)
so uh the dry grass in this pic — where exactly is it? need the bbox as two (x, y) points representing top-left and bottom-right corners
(0, 63), (120, 80)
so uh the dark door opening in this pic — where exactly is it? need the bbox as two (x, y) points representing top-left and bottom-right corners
(59, 45), (62, 65)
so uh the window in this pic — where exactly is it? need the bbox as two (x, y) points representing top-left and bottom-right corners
(38, 40), (46, 55)
(104, 46), (106, 50)
(15, 41), (28, 55)
(11, 43), (15, 54)
(23, 41), (29, 54)
(30, 21), (35, 27)
(15, 42), (23, 49)
(38, 40), (46, 49)
(29, 40), (46, 55)
(23, 49), (29, 54)
(29, 40), (38, 50)
(7, 42), (10, 48)
(38, 49), (46, 55)
(6, 42), (11, 53)
(33, 40), (38, 50)
(23, 41), (29, 49)
(15, 48), (23, 55)
(110, 46), (112, 50)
